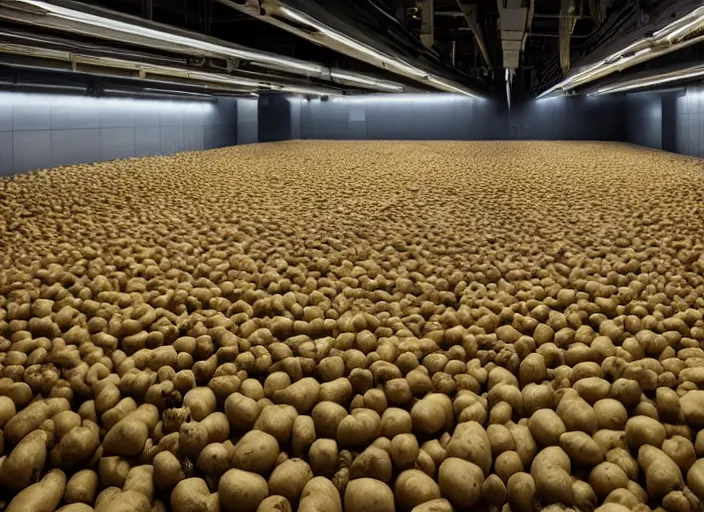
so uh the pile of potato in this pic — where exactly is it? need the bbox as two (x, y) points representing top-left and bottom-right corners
(0, 140), (703, 512)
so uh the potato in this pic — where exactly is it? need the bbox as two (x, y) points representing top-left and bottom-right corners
(0, 396), (16, 428)
(268, 458), (313, 502)
(409, 499), (454, 512)
(225, 392), (262, 430)
(507, 422), (538, 467)
(319, 378), (353, 405)
(344, 478), (394, 512)
(573, 479), (598, 511)
(183, 387), (217, 422)
(171, 478), (219, 512)
(662, 435), (696, 472)
(154, 451), (185, 490)
(681, 391), (704, 427)
(309, 439), (338, 478)
(273, 378), (320, 414)
(232, 430), (280, 474)
(638, 445), (683, 498)
(556, 391), (598, 434)
(299, 477), (342, 512)
(410, 394), (453, 436)
(589, 462), (629, 499)
(528, 409), (566, 446)
(605, 448), (638, 480)
(688, 459), (704, 501)
(6, 468), (66, 512)
(593, 398), (628, 430)
(65, 469), (99, 505)
(124, 465), (154, 503)
(99, 456), (131, 488)
(390, 433), (420, 470)
(380, 407), (412, 438)
(337, 408), (380, 448)
(254, 404), (298, 444)
(0, 429), (48, 489)
(495, 451), (523, 484)
(350, 445), (392, 482)
(437, 457), (484, 508)
(292, 415), (316, 457)
(394, 469), (442, 511)
(257, 496), (292, 512)
(51, 420), (101, 468)
(559, 431), (605, 465)
(531, 447), (574, 505)
(481, 473), (507, 507)
(445, 421), (492, 476)
(625, 415), (666, 449)
(312, 401), (347, 438)
(507, 472), (536, 512)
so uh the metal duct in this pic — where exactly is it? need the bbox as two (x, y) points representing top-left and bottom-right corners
(455, 1), (492, 68)
(559, 0), (577, 74)
(215, 0), (484, 97)
(419, 0), (435, 49)
(0, 41), (344, 96)
(0, 0), (406, 94)
(498, 0), (529, 69)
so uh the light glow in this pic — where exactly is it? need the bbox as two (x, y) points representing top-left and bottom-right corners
(596, 68), (704, 95)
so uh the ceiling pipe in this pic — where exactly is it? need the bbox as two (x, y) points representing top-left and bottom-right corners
(0, 41), (345, 96)
(539, 3), (704, 98)
(0, 0), (407, 94)
(214, 0), (484, 97)
(455, 1), (492, 68)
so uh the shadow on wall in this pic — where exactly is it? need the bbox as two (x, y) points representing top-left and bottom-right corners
(624, 86), (704, 158)
(0, 91), (240, 177)
(508, 94), (627, 141)
(292, 94), (509, 141)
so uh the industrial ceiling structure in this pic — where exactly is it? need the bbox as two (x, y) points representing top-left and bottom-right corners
(0, 0), (703, 102)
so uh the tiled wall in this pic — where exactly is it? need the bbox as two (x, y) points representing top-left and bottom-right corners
(236, 98), (258, 144)
(296, 94), (508, 140)
(674, 86), (704, 157)
(508, 94), (626, 141)
(0, 92), (238, 177)
(625, 92), (662, 150)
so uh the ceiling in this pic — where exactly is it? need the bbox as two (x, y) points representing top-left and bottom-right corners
(0, 0), (702, 99)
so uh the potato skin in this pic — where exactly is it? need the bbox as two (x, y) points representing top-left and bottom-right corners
(6, 469), (66, 512)
(231, 430), (280, 474)
(345, 478), (395, 512)
(219, 469), (269, 512)
(394, 469), (442, 511)
(268, 458), (313, 502)
(438, 457), (484, 509)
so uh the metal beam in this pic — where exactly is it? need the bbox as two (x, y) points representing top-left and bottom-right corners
(455, 1), (492, 68)
(142, 0), (153, 20)
(420, 0), (435, 49)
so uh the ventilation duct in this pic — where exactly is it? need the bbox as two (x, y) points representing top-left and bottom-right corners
(498, 0), (530, 69)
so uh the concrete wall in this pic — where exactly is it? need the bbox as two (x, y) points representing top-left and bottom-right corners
(237, 98), (258, 145)
(0, 91), (240, 177)
(625, 93), (662, 150)
(508, 94), (626, 141)
(295, 94), (508, 140)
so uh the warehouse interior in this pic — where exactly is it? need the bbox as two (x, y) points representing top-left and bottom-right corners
(3, 1), (704, 512)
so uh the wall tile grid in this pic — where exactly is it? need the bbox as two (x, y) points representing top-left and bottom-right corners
(673, 86), (704, 157)
(0, 93), (241, 176)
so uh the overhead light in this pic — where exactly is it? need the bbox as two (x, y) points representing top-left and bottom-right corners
(8, 0), (322, 74)
(281, 85), (341, 96)
(2, 0), (408, 94)
(537, 5), (704, 98)
(276, 4), (479, 98)
(330, 70), (404, 92)
(596, 66), (704, 95)
(102, 88), (215, 101)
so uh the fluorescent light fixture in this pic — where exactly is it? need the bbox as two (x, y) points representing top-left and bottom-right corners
(537, 5), (704, 98)
(596, 67), (704, 95)
(0, 90), (214, 113)
(281, 86), (340, 96)
(10, 0), (323, 74)
(330, 70), (404, 92)
(276, 5), (479, 98)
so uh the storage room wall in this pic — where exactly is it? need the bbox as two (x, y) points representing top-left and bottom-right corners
(0, 91), (242, 177)
(507, 94), (627, 140)
(294, 94), (509, 140)
(622, 86), (704, 157)
(625, 92), (662, 150)
(237, 98), (258, 144)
